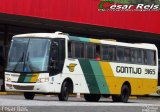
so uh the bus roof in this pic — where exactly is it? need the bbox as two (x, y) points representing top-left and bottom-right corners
(13, 33), (63, 38)
(68, 36), (157, 50)
(13, 32), (157, 50)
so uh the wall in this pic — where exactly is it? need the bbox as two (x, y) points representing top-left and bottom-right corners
(0, 0), (159, 34)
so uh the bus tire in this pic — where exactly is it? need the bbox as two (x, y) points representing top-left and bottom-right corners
(58, 81), (69, 101)
(24, 92), (35, 100)
(84, 94), (101, 102)
(119, 85), (130, 103)
(112, 85), (130, 103)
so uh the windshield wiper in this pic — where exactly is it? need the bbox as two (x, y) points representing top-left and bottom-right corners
(13, 52), (24, 72)
(24, 52), (34, 72)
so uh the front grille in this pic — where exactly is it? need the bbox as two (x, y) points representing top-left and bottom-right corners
(11, 81), (17, 83)
(13, 85), (34, 90)
(11, 74), (19, 77)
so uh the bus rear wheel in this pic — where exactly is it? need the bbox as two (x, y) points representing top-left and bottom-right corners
(84, 94), (101, 102)
(58, 81), (69, 101)
(24, 92), (35, 100)
(112, 85), (130, 103)
(119, 85), (130, 103)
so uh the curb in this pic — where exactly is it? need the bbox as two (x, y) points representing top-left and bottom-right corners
(0, 92), (21, 95)
(138, 96), (160, 100)
(129, 96), (137, 99)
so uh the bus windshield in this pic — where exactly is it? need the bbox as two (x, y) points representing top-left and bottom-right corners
(6, 38), (51, 72)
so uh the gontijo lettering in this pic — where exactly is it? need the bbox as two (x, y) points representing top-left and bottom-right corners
(116, 66), (142, 74)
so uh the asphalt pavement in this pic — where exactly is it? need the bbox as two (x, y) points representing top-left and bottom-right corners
(0, 95), (160, 112)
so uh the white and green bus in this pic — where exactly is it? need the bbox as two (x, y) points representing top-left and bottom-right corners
(151, 59), (160, 96)
(5, 32), (158, 102)
(158, 60), (160, 93)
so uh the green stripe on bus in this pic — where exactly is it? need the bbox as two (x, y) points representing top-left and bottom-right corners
(79, 59), (100, 94)
(69, 36), (90, 43)
(79, 37), (90, 42)
(69, 36), (80, 41)
(18, 73), (27, 83)
(23, 74), (32, 83)
(90, 61), (110, 94)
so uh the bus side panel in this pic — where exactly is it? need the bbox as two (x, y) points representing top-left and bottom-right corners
(109, 62), (158, 95)
(100, 61), (140, 95)
(142, 79), (157, 94)
(62, 59), (157, 95)
(61, 59), (90, 93)
(100, 61), (121, 94)
(78, 59), (111, 94)
(63, 59), (111, 94)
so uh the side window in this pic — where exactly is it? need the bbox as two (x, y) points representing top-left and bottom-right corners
(131, 49), (138, 63)
(68, 41), (73, 58)
(153, 51), (156, 65)
(102, 46), (109, 60)
(117, 47), (124, 62)
(124, 48), (131, 62)
(85, 43), (94, 59)
(95, 45), (101, 60)
(108, 46), (116, 61)
(144, 50), (156, 65)
(131, 49), (143, 64)
(68, 41), (84, 58)
(137, 49), (143, 64)
(102, 45), (116, 61)
(59, 39), (65, 60)
(74, 42), (84, 58)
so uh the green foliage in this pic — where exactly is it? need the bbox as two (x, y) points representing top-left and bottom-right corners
(129, 0), (160, 5)
(154, 0), (160, 5)
(113, 0), (130, 4)
(103, 0), (114, 4)
(106, 0), (160, 5)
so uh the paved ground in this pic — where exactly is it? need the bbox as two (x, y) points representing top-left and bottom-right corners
(0, 95), (160, 112)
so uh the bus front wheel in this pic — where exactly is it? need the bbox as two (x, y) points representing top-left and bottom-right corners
(58, 81), (69, 101)
(84, 94), (101, 102)
(24, 92), (35, 100)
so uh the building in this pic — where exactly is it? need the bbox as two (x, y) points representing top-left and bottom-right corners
(0, 0), (160, 91)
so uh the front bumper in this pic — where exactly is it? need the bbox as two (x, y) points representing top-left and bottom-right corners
(5, 82), (53, 93)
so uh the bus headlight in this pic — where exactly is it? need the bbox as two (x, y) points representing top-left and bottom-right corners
(5, 77), (11, 82)
(37, 78), (49, 83)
